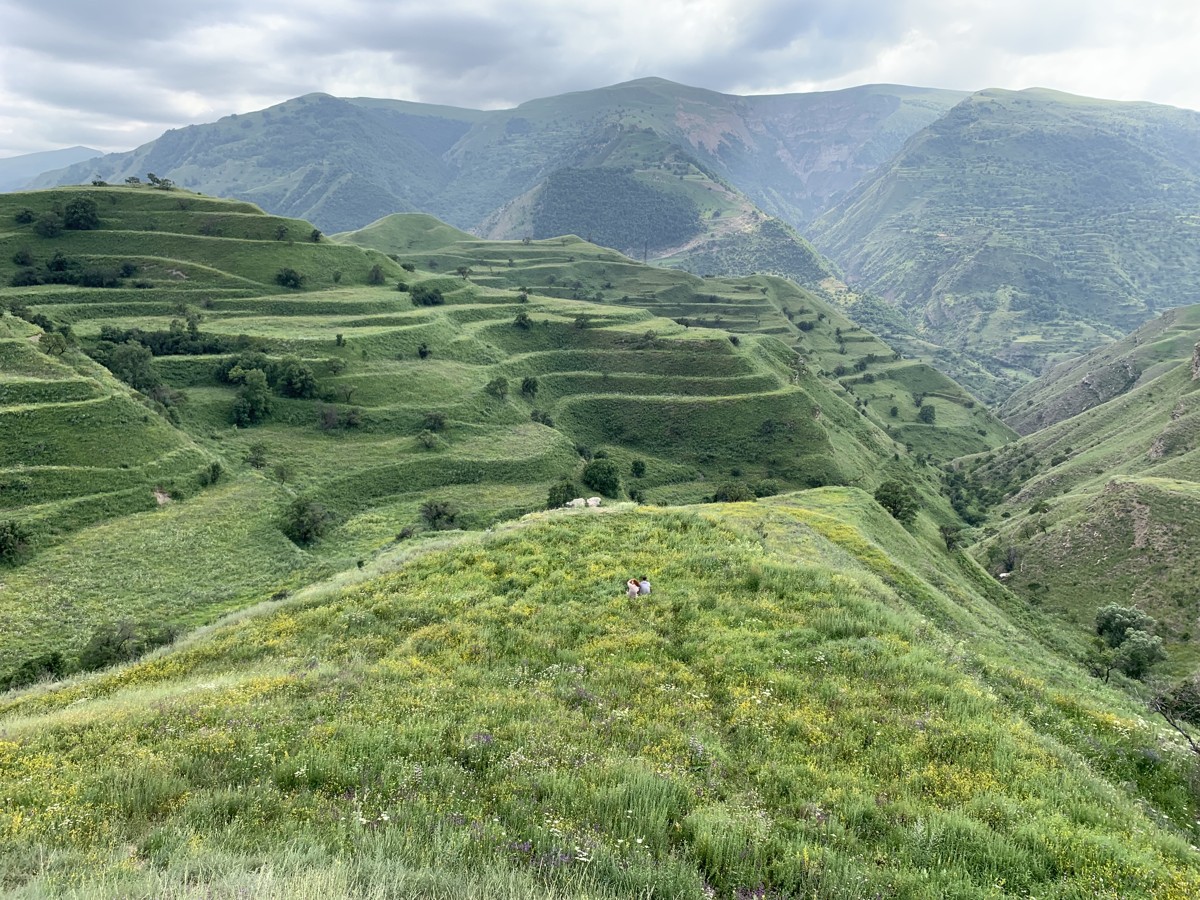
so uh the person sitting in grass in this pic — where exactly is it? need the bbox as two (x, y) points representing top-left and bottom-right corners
(626, 578), (641, 600)
(638, 575), (651, 595)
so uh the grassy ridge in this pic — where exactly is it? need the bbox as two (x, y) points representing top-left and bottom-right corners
(0, 497), (1197, 897)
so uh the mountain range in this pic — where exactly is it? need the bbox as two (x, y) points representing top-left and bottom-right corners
(4, 72), (1200, 895)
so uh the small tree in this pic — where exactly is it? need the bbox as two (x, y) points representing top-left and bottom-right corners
(39, 332), (68, 356)
(419, 499), (460, 531)
(513, 310), (532, 330)
(367, 263), (385, 285)
(484, 376), (509, 400)
(713, 481), (756, 502)
(917, 404), (936, 424)
(1096, 605), (1154, 648)
(547, 478), (579, 509)
(246, 443), (268, 469)
(275, 268), (304, 289)
(33, 212), (63, 238)
(631, 459), (646, 478)
(283, 497), (331, 545)
(232, 368), (272, 426)
(1088, 606), (1166, 681)
(274, 356), (318, 398)
(939, 524), (964, 551)
(581, 459), (622, 498)
(874, 480), (919, 525)
(410, 284), (444, 306)
(521, 376), (539, 398)
(63, 196), (100, 230)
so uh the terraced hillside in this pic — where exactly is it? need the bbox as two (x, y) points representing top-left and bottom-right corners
(1, 494), (1198, 898)
(339, 214), (1015, 463)
(956, 307), (1200, 670)
(0, 188), (986, 678)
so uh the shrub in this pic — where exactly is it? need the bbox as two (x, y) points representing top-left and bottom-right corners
(77, 621), (177, 672)
(712, 481), (756, 502)
(283, 497), (331, 545)
(1, 652), (67, 691)
(367, 264), (385, 285)
(11, 248), (33, 266)
(581, 459), (622, 498)
(521, 376), (539, 398)
(0, 520), (32, 565)
(417, 429), (441, 450)
(419, 499), (460, 531)
(63, 196), (100, 230)
(874, 480), (919, 525)
(33, 212), (63, 238)
(917, 404), (936, 424)
(410, 284), (445, 306)
(423, 411), (447, 432)
(631, 459), (647, 478)
(274, 356), (318, 398)
(547, 479), (579, 509)
(198, 461), (223, 486)
(275, 268), (304, 289)
(13, 208), (34, 224)
(513, 310), (532, 329)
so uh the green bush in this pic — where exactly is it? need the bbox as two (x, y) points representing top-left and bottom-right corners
(0, 520), (31, 565)
(547, 478), (579, 509)
(874, 480), (919, 525)
(419, 499), (460, 530)
(712, 481), (756, 502)
(282, 497), (331, 545)
(410, 284), (445, 306)
(274, 268), (305, 289)
(582, 459), (622, 498)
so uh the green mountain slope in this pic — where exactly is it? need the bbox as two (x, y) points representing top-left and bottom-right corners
(810, 88), (1200, 400)
(1, 190), (979, 678)
(1000, 304), (1200, 434)
(33, 80), (963, 237)
(1, 495), (1197, 897)
(958, 307), (1200, 669)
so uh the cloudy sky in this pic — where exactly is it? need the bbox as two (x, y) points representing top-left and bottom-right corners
(1, 0), (1197, 159)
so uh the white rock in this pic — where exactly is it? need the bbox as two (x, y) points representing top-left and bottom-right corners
(586, 497), (602, 507)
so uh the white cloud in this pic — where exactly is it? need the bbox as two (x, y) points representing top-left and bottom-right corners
(1, 0), (1198, 158)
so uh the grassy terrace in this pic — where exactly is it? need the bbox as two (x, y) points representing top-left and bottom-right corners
(0, 192), (950, 671)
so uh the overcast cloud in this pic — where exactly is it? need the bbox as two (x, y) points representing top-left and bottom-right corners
(1, 0), (1197, 158)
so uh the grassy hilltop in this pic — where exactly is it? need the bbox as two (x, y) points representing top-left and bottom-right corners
(0, 188), (1001, 676)
(1, 494), (1199, 898)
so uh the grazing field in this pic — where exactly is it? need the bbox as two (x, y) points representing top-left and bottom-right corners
(0, 495), (1197, 898)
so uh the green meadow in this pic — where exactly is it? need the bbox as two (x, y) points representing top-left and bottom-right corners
(1, 496), (1198, 898)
